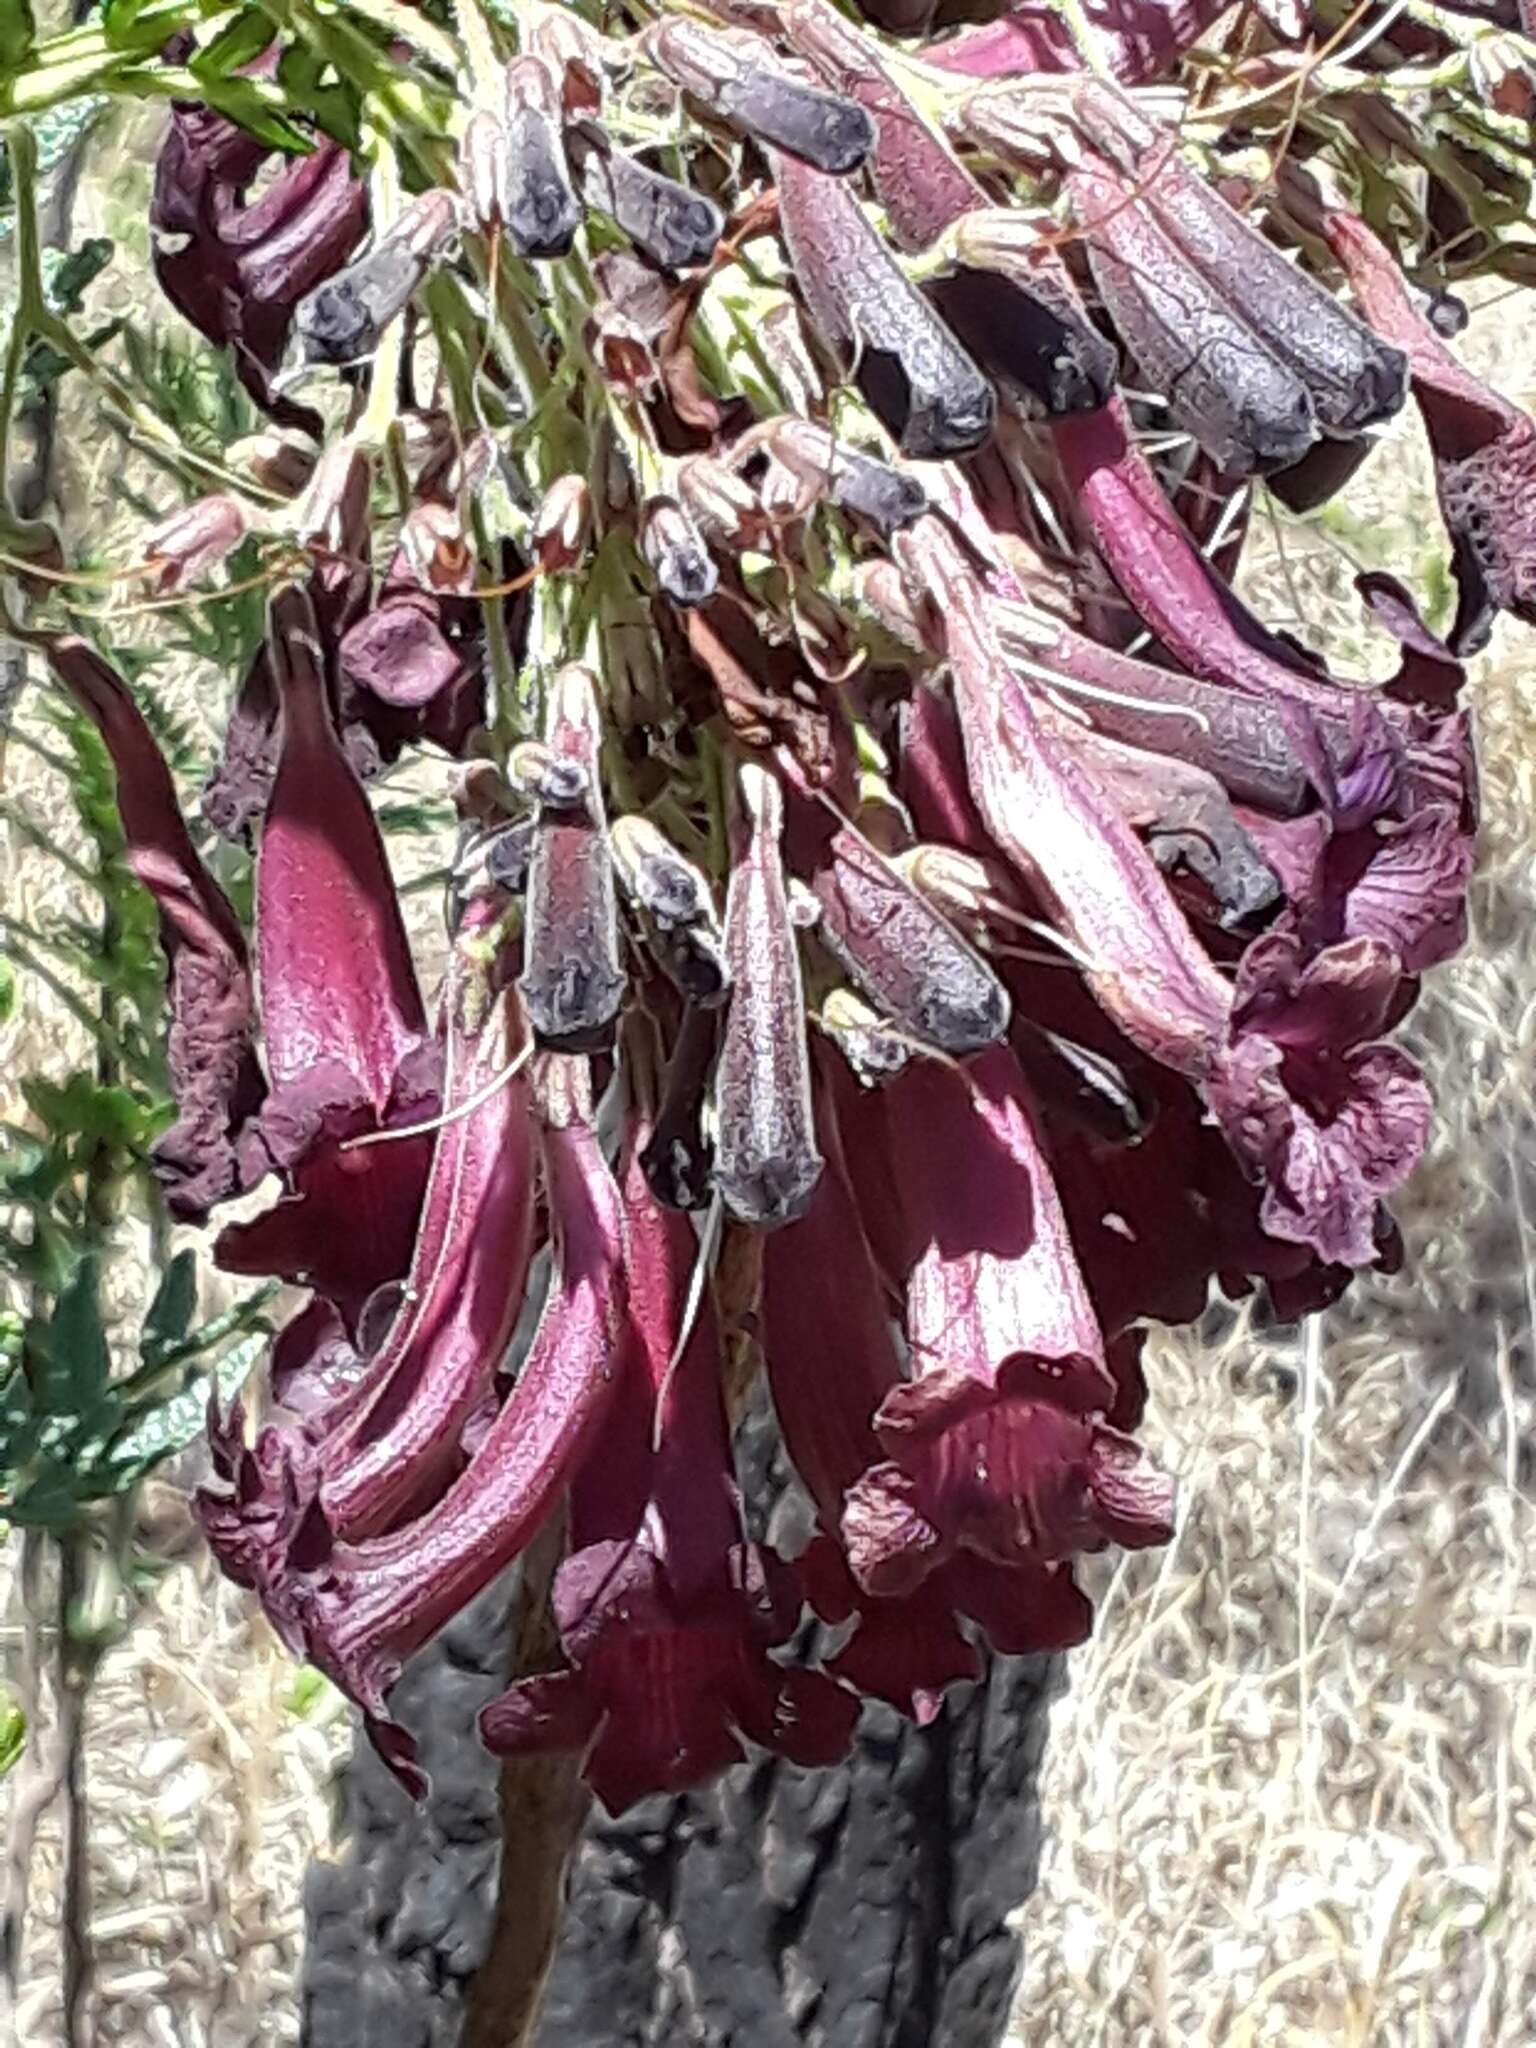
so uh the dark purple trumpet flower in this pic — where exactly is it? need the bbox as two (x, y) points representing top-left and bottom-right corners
(1050, 400), (1386, 719)
(785, 0), (1116, 417)
(775, 151), (996, 459)
(216, 588), (436, 1321)
(998, 614), (1321, 815)
(1205, 934), (1431, 1268)
(481, 1133), (860, 1814)
(843, 1051), (1173, 1592)
(1063, 150), (1318, 477)
(151, 98), (367, 433)
(44, 638), (265, 1220)
(199, 897), (531, 1581)
(894, 518), (1438, 1271)
(313, 920), (535, 1540)
(760, 1063), (1101, 1696)
(1070, 85), (1405, 441)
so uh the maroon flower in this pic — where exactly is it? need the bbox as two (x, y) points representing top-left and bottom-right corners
(267, 1055), (628, 1793)
(481, 1136), (860, 1814)
(215, 588), (436, 1321)
(152, 95), (367, 433)
(843, 1053), (1172, 1592)
(1206, 935), (1432, 1268)
(44, 637), (265, 1220)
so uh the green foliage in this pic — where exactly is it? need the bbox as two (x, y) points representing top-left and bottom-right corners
(0, 1245), (274, 1533)
(0, 0), (35, 75)
(283, 1662), (341, 1719)
(0, 1688), (24, 1777)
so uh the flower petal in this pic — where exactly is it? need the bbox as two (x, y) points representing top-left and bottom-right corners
(45, 636), (264, 1220)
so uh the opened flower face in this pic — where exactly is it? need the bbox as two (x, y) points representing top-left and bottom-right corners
(41, 0), (1503, 1818)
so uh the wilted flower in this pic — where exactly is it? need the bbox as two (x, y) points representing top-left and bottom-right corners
(151, 86), (367, 433)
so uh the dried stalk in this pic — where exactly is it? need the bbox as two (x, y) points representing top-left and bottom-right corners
(460, 1512), (590, 2048)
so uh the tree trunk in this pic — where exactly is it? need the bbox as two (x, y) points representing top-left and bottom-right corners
(302, 1420), (1060, 2048)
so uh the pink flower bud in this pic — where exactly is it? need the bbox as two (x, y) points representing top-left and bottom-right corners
(232, 431), (316, 497)
(676, 454), (767, 549)
(143, 494), (248, 593)
(531, 474), (592, 572)
(530, 3), (605, 116)
(459, 108), (509, 231)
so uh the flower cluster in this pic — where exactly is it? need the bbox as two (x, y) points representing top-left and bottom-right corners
(45, 0), (1510, 1811)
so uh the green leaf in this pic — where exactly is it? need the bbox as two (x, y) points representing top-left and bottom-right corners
(48, 1254), (111, 1416)
(22, 1074), (158, 1150)
(283, 1664), (339, 1719)
(101, 0), (166, 43)
(141, 1250), (197, 1366)
(110, 1331), (265, 1474)
(43, 238), (113, 316)
(192, 8), (275, 81)
(0, 955), (15, 1023)
(0, 0), (36, 74)
(0, 1690), (24, 1779)
(199, 77), (314, 156)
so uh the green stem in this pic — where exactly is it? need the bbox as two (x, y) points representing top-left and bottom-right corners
(0, 122), (44, 515)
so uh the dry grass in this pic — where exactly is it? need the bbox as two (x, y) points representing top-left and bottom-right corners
(4, 153), (1536, 2048)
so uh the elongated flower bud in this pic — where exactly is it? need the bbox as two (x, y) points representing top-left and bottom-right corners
(678, 454), (770, 550)
(612, 814), (731, 1006)
(530, 3), (605, 116)
(1072, 84), (1406, 437)
(231, 431), (315, 496)
(459, 109), (509, 233)
(1066, 155), (1316, 476)
(143, 494), (248, 593)
(776, 154), (995, 459)
(568, 125), (724, 271)
(809, 827), (1010, 1056)
(715, 764), (824, 1227)
(519, 666), (627, 1048)
(502, 55), (583, 259)
(295, 191), (459, 367)
(646, 20), (873, 175)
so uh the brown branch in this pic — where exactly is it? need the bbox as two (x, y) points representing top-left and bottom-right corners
(460, 1513), (591, 2048)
